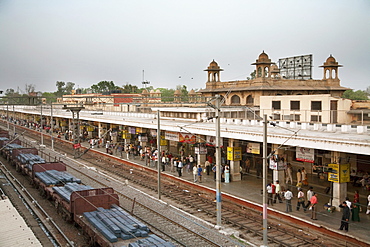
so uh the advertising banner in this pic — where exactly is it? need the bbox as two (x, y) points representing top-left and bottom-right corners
(246, 143), (260, 154)
(179, 133), (196, 144)
(128, 127), (136, 134)
(296, 147), (314, 163)
(165, 131), (178, 141)
(227, 147), (242, 161)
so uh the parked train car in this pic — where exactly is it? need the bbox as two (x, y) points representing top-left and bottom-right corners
(1, 129), (175, 247)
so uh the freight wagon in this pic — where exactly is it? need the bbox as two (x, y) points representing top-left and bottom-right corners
(1, 128), (175, 247)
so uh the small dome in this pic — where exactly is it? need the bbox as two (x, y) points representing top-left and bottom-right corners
(155, 89), (161, 93)
(150, 90), (155, 93)
(142, 89), (148, 94)
(174, 89), (181, 95)
(189, 89), (195, 94)
(258, 51), (269, 61)
(320, 55), (342, 67)
(326, 55), (337, 65)
(270, 64), (278, 70)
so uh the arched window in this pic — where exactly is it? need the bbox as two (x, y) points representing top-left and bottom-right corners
(231, 95), (241, 104)
(258, 67), (262, 77)
(246, 95), (254, 105)
(264, 66), (269, 77)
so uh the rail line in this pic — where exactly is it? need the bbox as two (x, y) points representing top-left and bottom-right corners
(5, 121), (367, 247)
(5, 123), (234, 247)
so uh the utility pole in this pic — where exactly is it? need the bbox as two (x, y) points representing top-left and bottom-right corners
(6, 103), (9, 130)
(157, 110), (161, 200)
(215, 95), (222, 227)
(262, 114), (268, 247)
(50, 103), (54, 150)
(40, 104), (44, 146)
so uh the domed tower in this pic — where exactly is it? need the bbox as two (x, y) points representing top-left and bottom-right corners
(204, 60), (223, 82)
(251, 51), (274, 78)
(319, 55), (342, 80)
(270, 63), (280, 79)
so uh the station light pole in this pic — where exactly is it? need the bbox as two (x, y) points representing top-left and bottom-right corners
(62, 104), (85, 158)
(215, 95), (222, 227)
(40, 104), (44, 146)
(262, 114), (268, 247)
(157, 110), (161, 200)
(50, 103), (54, 150)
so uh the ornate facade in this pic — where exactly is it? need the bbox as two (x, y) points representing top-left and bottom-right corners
(200, 52), (349, 108)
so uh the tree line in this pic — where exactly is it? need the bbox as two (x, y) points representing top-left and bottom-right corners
(2, 81), (193, 104)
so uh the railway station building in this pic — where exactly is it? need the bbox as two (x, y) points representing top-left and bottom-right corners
(1, 51), (369, 208)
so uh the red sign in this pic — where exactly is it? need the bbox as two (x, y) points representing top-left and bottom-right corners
(73, 143), (81, 149)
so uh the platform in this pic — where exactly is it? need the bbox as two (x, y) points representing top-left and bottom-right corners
(88, 145), (370, 244)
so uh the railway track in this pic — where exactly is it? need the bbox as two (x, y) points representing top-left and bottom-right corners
(4, 121), (368, 247)
(3, 123), (237, 247)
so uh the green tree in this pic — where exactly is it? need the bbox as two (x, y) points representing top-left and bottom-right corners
(90, 81), (118, 93)
(157, 88), (175, 102)
(342, 90), (368, 100)
(247, 70), (256, 80)
(42, 92), (57, 103)
(65, 82), (75, 95)
(121, 83), (140, 93)
(55, 81), (66, 97)
(177, 85), (188, 101)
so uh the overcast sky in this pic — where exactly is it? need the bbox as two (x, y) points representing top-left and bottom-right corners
(0, 0), (369, 94)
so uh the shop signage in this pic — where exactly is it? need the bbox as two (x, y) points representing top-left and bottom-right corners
(296, 147), (314, 163)
(246, 143), (260, 154)
(195, 145), (207, 155)
(328, 163), (350, 183)
(128, 127), (136, 134)
(165, 131), (178, 141)
(179, 133), (196, 144)
(138, 135), (148, 142)
(227, 147), (242, 161)
(151, 129), (157, 137)
(160, 136), (168, 146)
(269, 155), (287, 170)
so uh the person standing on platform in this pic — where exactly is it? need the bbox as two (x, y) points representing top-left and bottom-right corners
(197, 165), (203, 183)
(285, 163), (293, 184)
(305, 187), (314, 209)
(105, 141), (110, 153)
(205, 159), (211, 175)
(212, 164), (217, 180)
(192, 165), (198, 182)
(177, 159), (183, 177)
(224, 165), (230, 183)
(366, 194), (370, 215)
(296, 169), (302, 187)
(302, 167), (308, 186)
(353, 190), (360, 203)
(310, 193), (318, 220)
(284, 188), (293, 212)
(352, 202), (360, 222)
(267, 183), (274, 206)
(339, 201), (350, 231)
(274, 180), (283, 203)
(297, 188), (306, 211)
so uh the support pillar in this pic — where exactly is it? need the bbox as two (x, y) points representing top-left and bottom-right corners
(228, 138), (241, 181)
(331, 151), (347, 208)
(272, 144), (285, 183)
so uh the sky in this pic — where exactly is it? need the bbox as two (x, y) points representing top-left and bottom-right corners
(0, 0), (369, 94)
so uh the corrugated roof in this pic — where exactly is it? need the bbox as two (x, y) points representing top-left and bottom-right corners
(0, 199), (42, 246)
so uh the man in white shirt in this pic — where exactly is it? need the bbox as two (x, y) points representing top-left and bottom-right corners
(284, 188), (293, 213)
